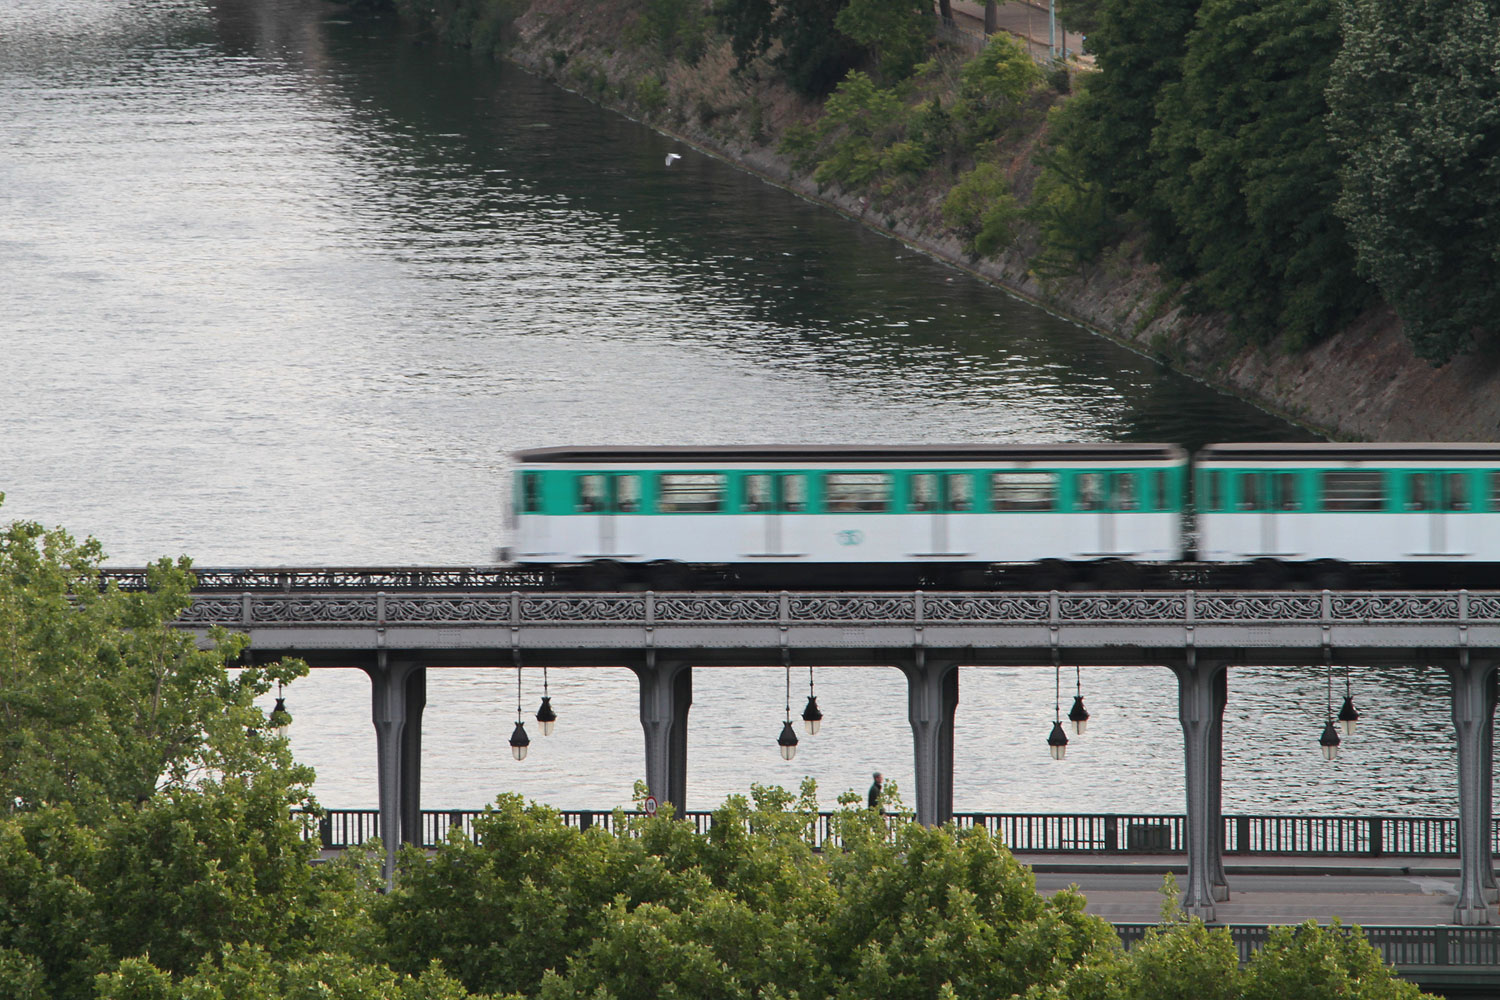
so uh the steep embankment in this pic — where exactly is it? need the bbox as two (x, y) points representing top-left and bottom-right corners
(492, 0), (1498, 440)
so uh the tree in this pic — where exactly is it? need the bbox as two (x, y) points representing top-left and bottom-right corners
(1327, 0), (1500, 362)
(1146, 0), (1371, 347)
(835, 0), (933, 82)
(1243, 921), (1424, 1000)
(0, 514), (307, 819)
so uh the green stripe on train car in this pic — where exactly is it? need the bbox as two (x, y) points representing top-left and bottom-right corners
(515, 465), (1189, 516)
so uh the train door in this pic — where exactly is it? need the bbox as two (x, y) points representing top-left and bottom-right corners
(908, 473), (975, 555)
(1109, 471), (1139, 554)
(577, 473), (641, 556)
(1437, 472), (1471, 555)
(1404, 472), (1468, 555)
(742, 473), (807, 556)
(1075, 471), (1109, 555)
(1270, 472), (1298, 555)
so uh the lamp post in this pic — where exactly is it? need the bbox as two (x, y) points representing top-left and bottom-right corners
(269, 681), (291, 740)
(1068, 662), (1089, 735)
(1048, 651), (1069, 759)
(535, 663), (557, 736)
(510, 653), (529, 761)
(801, 662), (822, 735)
(778, 652), (799, 760)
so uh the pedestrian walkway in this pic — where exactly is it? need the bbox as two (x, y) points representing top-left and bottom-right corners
(1022, 852), (1465, 926)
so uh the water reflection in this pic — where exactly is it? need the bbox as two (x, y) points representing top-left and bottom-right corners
(11, 0), (1451, 819)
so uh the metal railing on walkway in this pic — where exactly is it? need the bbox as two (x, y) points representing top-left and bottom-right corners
(300, 808), (1484, 857)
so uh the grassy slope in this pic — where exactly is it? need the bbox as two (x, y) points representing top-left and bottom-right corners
(489, 0), (1497, 440)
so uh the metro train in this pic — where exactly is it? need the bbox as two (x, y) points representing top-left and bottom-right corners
(503, 443), (1500, 589)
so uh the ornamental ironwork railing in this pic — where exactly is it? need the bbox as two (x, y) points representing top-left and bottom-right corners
(161, 588), (1500, 629)
(101, 566), (551, 592)
(1113, 923), (1500, 972)
(299, 809), (1488, 858)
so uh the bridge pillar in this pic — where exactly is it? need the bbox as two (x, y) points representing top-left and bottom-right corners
(1170, 655), (1229, 920)
(631, 656), (691, 815)
(363, 655), (426, 887)
(1449, 656), (1498, 924)
(902, 656), (958, 827)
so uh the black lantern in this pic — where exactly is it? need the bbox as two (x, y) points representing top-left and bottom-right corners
(1047, 649), (1069, 759)
(1068, 694), (1090, 735)
(535, 696), (557, 736)
(1319, 719), (1341, 761)
(269, 681), (292, 739)
(1048, 720), (1069, 760)
(510, 720), (531, 761)
(1337, 694), (1359, 736)
(778, 720), (799, 760)
(802, 694), (823, 735)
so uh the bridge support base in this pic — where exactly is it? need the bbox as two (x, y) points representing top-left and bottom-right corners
(633, 656), (691, 816)
(365, 656), (425, 887)
(904, 656), (958, 827)
(1172, 655), (1228, 920)
(1450, 656), (1497, 924)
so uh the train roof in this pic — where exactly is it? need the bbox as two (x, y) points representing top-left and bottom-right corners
(512, 443), (1188, 464)
(1198, 443), (1500, 462)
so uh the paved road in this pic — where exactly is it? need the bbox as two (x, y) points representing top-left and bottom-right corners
(948, 0), (1087, 62)
(1022, 853), (1464, 925)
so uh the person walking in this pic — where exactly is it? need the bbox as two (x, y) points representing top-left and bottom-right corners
(867, 772), (883, 810)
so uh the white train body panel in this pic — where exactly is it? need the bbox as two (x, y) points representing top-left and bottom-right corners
(1195, 447), (1500, 563)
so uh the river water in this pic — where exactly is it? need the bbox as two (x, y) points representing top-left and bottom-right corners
(0, 0), (1460, 817)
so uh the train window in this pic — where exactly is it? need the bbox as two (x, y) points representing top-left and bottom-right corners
(743, 474), (773, 513)
(1408, 472), (1435, 511)
(782, 474), (807, 512)
(657, 473), (724, 513)
(1075, 472), (1106, 511)
(1114, 473), (1139, 511)
(825, 473), (891, 512)
(990, 472), (1056, 511)
(1445, 473), (1471, 511)
(1237, 473), (1265, 511)
(1205, 470), (1224, 512)
(946, 473), (975, 512)
(615, 475), (641, 513)
(1491, 471), (1500, 511)
(1154, 470), (1169, 511)
(1321, 471), (1385, 511)
(910, 474), (939, 512)
(1274, 473), (1298, 511)
(578, 475), (606, 513)
(521, 473), (543, 514)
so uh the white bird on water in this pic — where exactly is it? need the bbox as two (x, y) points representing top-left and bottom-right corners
(665, 153), (682, 166)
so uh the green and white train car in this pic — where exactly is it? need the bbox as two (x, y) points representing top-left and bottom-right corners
(510, 444), (1187, 586)
(1196, 443), (1500, 564)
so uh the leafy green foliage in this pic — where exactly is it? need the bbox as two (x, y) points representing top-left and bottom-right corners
(812, 71), (909, 187)
(629, 0), (710, 64)
(1327, 0), (1500, 362)
(834, 0), (933, 82)
(951, 35), (1042, 146)
(1146, 0), (1371, 347)
(396, 0), (529, 55)
(715, 0), (861, 95)
(942, 162), (1021, 256)
(1027, 99), (1117, 276)
(0, 517), (307, 820)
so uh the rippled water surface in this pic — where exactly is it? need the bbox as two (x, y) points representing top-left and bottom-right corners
(1, 0), (1460, 816)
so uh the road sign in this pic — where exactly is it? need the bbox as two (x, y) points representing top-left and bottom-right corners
(644, 795), (658, 816)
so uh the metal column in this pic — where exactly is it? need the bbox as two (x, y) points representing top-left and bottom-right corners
(903, 655), (958, 827)
(364, 654), (425, 886)
(1171, 655), (1229, 920)
(1449, 655), (1498, 924)
(632, 655), (692, 815)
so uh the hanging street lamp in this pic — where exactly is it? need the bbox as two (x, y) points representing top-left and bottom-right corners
(510, 651), (529, 761)
(535, 663), (557, 736)
(801, 660), (822, 735)
(1048, 649), (1068, 759)
(1068, 662), (1089, 734)
(778, 651), (799, 759)
(1338, 657), (1359, 735)
(269, 680), (292, 740)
